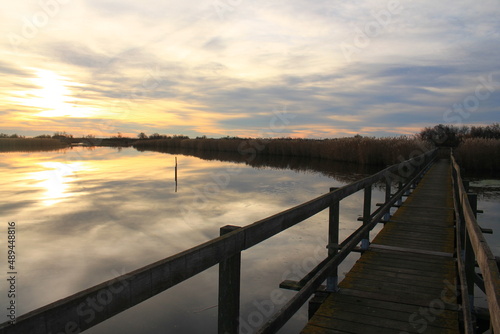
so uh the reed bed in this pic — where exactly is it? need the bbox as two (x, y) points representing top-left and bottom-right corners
(134, 136), (431, 166)
(454, 138), (500, 173)
(0, 138), (68, 152)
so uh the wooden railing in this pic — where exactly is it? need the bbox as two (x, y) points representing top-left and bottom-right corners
(451, 152), (500, 333)
(0, 149), (436, 334)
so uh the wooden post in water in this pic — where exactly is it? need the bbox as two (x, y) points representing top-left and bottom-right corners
(327, 187), (340, 292)
(175, 157), (178, 193)
(361, 185), (372, 250)
(218, 225), (242, 334)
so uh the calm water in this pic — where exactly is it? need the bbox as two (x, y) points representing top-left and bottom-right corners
(0, 147), (498, 333)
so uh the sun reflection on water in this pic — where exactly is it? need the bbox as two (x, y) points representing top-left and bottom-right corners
(29, 162), (84, 206)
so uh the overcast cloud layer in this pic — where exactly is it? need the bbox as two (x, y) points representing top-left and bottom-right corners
(1, 0), (499, 138)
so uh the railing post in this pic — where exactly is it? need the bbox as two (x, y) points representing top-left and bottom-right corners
(397, 181), (404, 205)
(464, 232), (475, 310)
(219, 225), (242, 334)
(362, 185), (372, 250)
(327, 187), (340, 292)
(383, 179), (391, 222)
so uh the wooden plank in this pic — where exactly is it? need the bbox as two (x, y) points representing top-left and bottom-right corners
(346, 266), (450, 288)
(365, 249), (454, 262)
(307, 310), (457, 334)
(370, 238), (454, 253)
(347, 262), (455, 281)
(345, 270), (449, 290)
(305, 315), (406, 334)
(301, 325), (351, 334)
(361, 252), (454, 269)
(321, 292), (458, 321)
(354, 256), (454, 273)
(368, 244), (454, 258)
(339, 288), (458, 310)
(373, 232), (453, 243)
(315, 296), (459, 330)
(339, 278), (446, 300)
(371, 237), (454, 251)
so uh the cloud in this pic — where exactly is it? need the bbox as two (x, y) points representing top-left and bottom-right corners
(202, 37), (227, 51)
(47, 42), (114, 69)
(0, 0), (499, 137)
(0, 60), (33, 76)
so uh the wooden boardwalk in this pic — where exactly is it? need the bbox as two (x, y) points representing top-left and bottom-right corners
(302, 159), (461, 333)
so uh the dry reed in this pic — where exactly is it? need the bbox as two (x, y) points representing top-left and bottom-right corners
(454, 138), (500, 172)
(0, 138), (68, 152)
(134, 136), (432, 166)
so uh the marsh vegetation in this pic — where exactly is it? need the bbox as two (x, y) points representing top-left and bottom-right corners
(0, 138), (68, 152)
(133, 136), (431, 166)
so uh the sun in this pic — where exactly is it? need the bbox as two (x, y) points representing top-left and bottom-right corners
(23, 69), (94, 118)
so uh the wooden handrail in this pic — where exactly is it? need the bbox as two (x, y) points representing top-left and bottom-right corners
(451, 153), (500, 333)
(0, 149), (436, 334)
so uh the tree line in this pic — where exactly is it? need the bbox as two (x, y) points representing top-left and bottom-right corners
(2, 123), (499, 147)
(417, 123), (500, 147)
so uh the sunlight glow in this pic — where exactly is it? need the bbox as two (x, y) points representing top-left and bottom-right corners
(29, 162), (83, 206)
(22, 69), (96, 118)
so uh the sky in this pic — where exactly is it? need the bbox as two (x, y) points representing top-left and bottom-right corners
(1, 0), (499, 139)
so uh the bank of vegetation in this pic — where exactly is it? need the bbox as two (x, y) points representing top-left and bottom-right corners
(0, 137), (68, 152)
(417, 123), (500, 173)
(133, 123), (500, 171)
(2, 123), (498, 172)
(134, 135), (431, 166)
(454, 138), (500, 173)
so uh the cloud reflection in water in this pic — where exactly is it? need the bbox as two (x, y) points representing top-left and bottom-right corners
(0, 147), (393, 333)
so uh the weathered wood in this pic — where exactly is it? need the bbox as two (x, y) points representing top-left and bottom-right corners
(382, 179), (392, 221)
(315, 294), (459, 330)
(346, 267), (451, 289)
(452, 155), (500, 333)
(327, 187), (340, 292)
(361, 185), (372, 250)
(453, 186), (475, 333)
(218, 225), (242, 334)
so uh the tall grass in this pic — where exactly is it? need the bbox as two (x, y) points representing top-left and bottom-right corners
(0, 138), (68, 152)
(134, 136), (431, 166)
(454, 138), (500, 173)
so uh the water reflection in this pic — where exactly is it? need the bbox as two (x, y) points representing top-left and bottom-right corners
(0, 147), (497, 333)
(469, 179), (500, 200)
(135, 146), (382, 184)
(29, 161), (85, 206)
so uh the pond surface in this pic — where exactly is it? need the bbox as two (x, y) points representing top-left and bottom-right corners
(0, 147), (498, 333)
